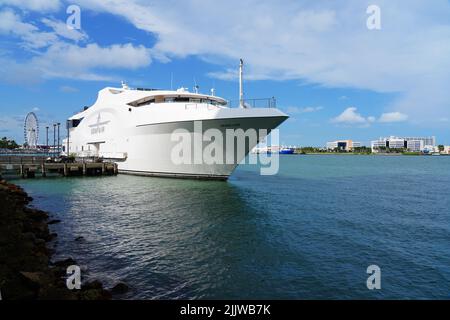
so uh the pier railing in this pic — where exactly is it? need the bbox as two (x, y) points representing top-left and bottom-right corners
(0, 155), (49, 164)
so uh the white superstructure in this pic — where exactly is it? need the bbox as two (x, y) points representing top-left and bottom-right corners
(63, 71), (288, 180)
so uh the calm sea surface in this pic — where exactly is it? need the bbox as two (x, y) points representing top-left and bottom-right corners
(13, 155), (450, 299)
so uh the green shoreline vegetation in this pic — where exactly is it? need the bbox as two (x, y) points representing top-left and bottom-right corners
(0, 137), (19, 150)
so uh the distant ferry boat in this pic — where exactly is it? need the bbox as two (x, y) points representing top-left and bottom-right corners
(62, 60), (288, 180)
(279, 147), (295, 154)
(252, 146), (295, 154)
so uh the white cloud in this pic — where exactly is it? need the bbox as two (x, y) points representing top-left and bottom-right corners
(0, 42), (152, 82)
(367, 116), (376, 123)
(31, 43), (152, 80)
(0, 9), (57, 49)
(331, 107), (409, 126)
(332, 107), (367, 124)
(0, 8), (152, 82)
(378, 112), (408, 123)
(39, 42), (151, 70)
(0, 0), (61, 12)
(0, 9), (87, 49)
(72, 0), (450, 123)
(41, 18), (88, 42)
(2, 0), (450, 124)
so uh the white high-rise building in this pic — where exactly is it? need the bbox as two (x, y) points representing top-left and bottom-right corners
(388, 138), (405, 149)
(403, 136), (436, 147)
(371, 139), (387, 151)
(371, 136), (436, 152)
(406, 140), (424, 152)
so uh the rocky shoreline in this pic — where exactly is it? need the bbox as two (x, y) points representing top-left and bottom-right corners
(0, 179), (114, 300)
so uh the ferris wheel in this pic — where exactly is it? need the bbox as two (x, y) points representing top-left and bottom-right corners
(24, 112), (39, 148)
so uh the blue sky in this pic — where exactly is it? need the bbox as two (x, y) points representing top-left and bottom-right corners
(1, 0), (449, 146)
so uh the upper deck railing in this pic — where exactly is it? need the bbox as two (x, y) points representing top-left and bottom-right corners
(227, 97), (276, 109)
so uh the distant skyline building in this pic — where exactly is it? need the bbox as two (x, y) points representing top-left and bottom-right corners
(371, 136), (436, 152)
(326, 140), (361, 152)
(406, 140), (424, 152)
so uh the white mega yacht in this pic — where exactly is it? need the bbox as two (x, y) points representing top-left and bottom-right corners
(63, 60), (288, 180)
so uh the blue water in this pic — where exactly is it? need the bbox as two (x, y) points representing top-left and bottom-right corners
(13, 155), (450, 299)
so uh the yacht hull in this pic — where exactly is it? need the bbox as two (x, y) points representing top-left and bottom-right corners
(116, 116), (287, 180)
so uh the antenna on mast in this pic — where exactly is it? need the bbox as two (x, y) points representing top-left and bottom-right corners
(239, 59), (245, 108)
(193, 77), (199, 94)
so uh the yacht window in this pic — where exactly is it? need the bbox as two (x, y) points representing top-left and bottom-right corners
(68, 118), (83, 128)
(128, 98), (155, 107)
(136, 99), (155, 107)
(176, 97), (190, 102)
(128, 95), (226, 106)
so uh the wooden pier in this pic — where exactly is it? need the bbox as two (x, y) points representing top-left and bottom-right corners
(0, 156), (118, 178)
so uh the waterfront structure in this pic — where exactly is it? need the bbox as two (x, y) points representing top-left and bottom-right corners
(326, 140), (361, 152)
(62, 61), (288, 180)
(371, 139), (386, 150)
(371, 136), (436, 152)
(406, 140), (424, 152)
(388, 138), (407, 149)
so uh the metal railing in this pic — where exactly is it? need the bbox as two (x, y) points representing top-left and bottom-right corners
(227, 97), (276, 109)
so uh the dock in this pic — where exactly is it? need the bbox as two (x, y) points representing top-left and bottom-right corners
(0, 156), (118, 178)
